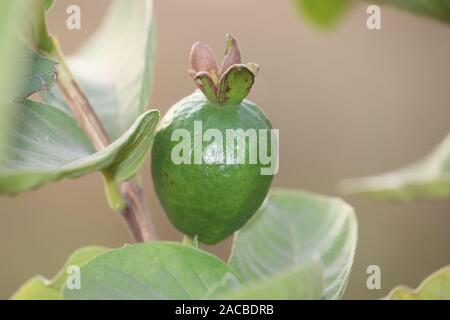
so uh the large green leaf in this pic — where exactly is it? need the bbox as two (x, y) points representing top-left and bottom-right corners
(221, 260), (324, 300)
(44, 0), (155, 140)
(229, 189), (357, 300)
(294, 0), (350, 27)
(15, 44), (57, 100)
(0, 100), (159, 195)
(11, 246), (108, 300)
(64, 242), (241, 300)
(386, 265), (450, 300)
(375, 0), (450, 23)
(340, 133), (450, 201)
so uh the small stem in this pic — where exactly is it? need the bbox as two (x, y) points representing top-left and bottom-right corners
(182, 235), (199, 248)
(121, 205), (144, 243)
(50, 37), (110, 150)
(44, 37), (157, 242)
(121, 180), (157, 242)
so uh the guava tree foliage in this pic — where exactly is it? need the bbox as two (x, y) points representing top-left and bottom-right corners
(0, 0), (357, 300)
(0, 0), (448, 301)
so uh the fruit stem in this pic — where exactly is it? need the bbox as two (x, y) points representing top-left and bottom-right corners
(36, 32), (157, 242)
(182, 235), (199, 248)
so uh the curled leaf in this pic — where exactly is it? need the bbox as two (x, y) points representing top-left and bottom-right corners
(0, 100), (159, 195)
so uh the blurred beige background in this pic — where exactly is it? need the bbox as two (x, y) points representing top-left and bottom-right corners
(1, 0), (449, 299)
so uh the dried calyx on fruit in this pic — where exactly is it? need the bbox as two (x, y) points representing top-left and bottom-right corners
(189, 33), (259, 105)
(152, 34), (275, 244)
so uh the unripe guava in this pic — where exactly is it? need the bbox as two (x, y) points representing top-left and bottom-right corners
(151, 35), (276, 244)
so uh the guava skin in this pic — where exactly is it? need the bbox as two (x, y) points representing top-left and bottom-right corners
(152, 90), (274, 244)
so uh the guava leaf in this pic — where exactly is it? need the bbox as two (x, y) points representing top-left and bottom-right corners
(0, 0), (24, 160)
(294, 0), (349, 27)
(43, 0), (54, 11)
(63, 242), (241, 300)
(386, 265), (450, 300)
(11, 246), (108, 300)
(229, 189), (357, 300)
(0, 100), (159, 194)
(15, 44), (57, 100)
(340, 133), (450, 201)
(221, 260), (324, 300)
(44, 0), (155, 140)
(375, 0), (450, 23)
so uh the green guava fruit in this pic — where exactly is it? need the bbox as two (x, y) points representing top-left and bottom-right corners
(151, 35), (276, 244)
